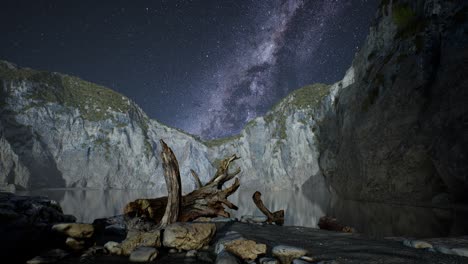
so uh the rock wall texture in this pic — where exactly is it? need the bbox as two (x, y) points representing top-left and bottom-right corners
(0, 0), (466, 205)
(0, 60), (214, 192)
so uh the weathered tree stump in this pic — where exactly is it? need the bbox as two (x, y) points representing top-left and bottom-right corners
(124, 140), (241, 223)
(252, 191), (284, 225)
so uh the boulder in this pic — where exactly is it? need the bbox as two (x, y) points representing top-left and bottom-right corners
(272, 245), (308, 264)
(52, 223), (94, 239)
(224, 239), (266, 260)
(120, 230), (161, 255)
(259, 257), (279, 264)
(129, 247), (158, 262)
(163, 222), (216, 250)
(215, 231), (245, 254)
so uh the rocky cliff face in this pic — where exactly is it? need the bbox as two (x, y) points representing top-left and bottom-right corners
(208, 0), (468, 204)
(318, 0), (468, 204)
(0, 61), (214, 192)
(1, 0), (466, 205)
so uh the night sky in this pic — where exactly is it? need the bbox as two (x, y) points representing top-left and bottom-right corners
(0, 0), (378, 139)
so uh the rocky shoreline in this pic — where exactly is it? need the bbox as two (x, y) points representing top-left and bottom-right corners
(1, 192), (468, 264)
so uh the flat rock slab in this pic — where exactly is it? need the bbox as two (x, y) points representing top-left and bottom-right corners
(129, 247), (158, 262)
(52, 223), (94, 239)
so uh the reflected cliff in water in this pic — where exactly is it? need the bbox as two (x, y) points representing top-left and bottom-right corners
(18, 185), (468, 239)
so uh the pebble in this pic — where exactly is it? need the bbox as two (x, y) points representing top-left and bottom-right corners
(402, 239), (433, 249)
(129, 247), (158, 262)
(186, 250), (198, 258)
(259, 257), (279, 264)
(65, 237), (85, 251)
(216, 250), (241, 264)
(300, 256), (315, 262)
(169, 248), (178, 254)
(272, 245), (308, 264)
(104, 241), (122, 255)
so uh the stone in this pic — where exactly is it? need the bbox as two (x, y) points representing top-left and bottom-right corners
(224, 239), (267, 260)
(402, 239), (433, 249)
(104, 241), (122, 255)
(65, 237), (85, 251)
(120, 229), (161, 255)
(300, 256), (315, 262)
(52, 223), (94, 239)
(259, 257), (279, 264)
(186, 250), (198, 258)
(163, 222), (216, 250)
(272, 245), (308, 264)
(216, 250), (241, 264)
(169, 248), (178, 254)
(452, 248), (468, 257)
(215, 232), (245, 254)
(129, 247), (158, 262)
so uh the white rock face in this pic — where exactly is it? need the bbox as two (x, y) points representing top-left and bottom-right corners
(0, 67), (214, 191)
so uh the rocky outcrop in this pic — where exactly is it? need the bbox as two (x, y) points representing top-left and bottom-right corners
(318, 0), (468, 203)
(0, 61), (214, 191)
(207, 0), (468, 204)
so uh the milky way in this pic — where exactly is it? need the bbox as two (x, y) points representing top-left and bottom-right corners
(0, 0), (378, 139)
(179, 0), (377, 139)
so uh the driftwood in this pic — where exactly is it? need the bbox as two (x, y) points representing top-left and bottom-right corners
(158, 140), (182, 228)
(252, 191), (284, 225)
(318, 216), (355, 233)
(124, 140), (241, 223)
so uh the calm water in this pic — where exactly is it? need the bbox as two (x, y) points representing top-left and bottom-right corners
(18, 187), (468, 239)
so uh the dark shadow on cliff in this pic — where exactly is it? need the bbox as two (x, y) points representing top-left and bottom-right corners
(0, 81), (65, 189)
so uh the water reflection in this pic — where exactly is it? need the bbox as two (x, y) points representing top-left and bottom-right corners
(18, 186), (468, 239)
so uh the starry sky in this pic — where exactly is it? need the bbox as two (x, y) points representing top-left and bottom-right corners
(0, 0), (378, 139)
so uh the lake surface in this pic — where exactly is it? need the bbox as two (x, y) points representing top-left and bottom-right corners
(18, 187), (468, 239)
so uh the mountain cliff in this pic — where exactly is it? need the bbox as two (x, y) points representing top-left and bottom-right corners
(1, 0), (466, 205)
(0, 61), (214, 192)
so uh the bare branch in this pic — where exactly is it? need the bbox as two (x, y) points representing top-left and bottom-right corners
(190, 169), (203, 189)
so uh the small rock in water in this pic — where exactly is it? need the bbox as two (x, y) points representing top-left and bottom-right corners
(52, 223), (94, 239)
(224, 239), (266, 260)
(259, 257), (279, 264)
(186, 250), (198, 258)
(65, 237), (85, 251)
(452, 248), (468, 257)
(163, 222), (216, 250)
(169, 248), (178, 254)
(104, 241), (122, 255)
(402, 239), (432, 249)
(216, 250), (241, 264)
(272, 245), (308, 264)
(129, 247), (158, 262)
